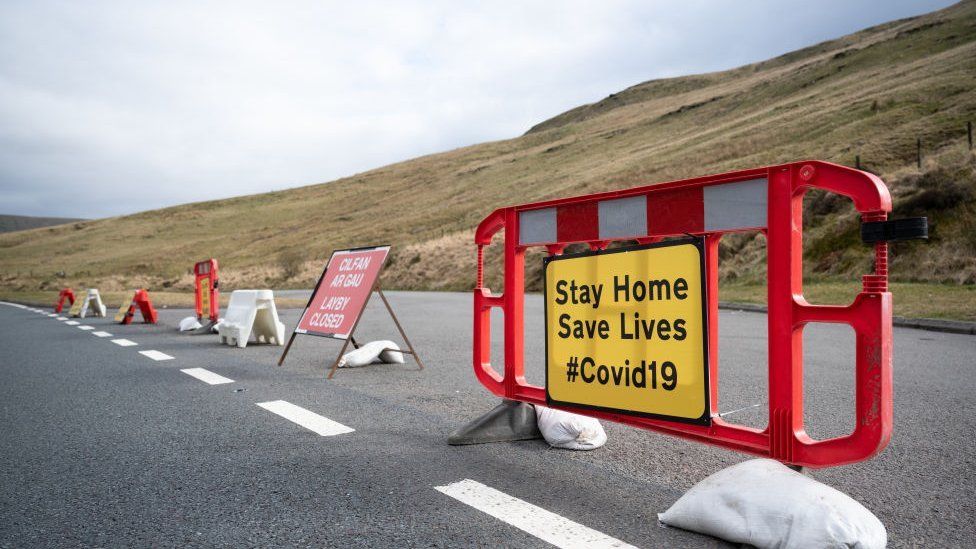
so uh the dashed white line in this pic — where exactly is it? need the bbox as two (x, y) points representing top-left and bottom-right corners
(65, 320), (79, 325)
(47, 314), (57, 317)
(56, 316), (67, 321)
(181, 368), (234, 385)
(111, 338), (138, 347)
(92, 331), (113, 338)
(139, 350), (173, 361)
(77, 325), (95, 331)
(435, 479), (637, 549)
(256, 400), (354, 437)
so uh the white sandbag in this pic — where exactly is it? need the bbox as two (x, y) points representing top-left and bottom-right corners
(658, 459), (887, 549)
(338, 340), (403, 368)
(533, 405), (607, 450)
(179, 316), (202, 332)
(379, 343), (405, 364)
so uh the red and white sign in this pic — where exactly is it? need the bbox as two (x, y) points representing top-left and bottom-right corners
(296, 246), (390, 339)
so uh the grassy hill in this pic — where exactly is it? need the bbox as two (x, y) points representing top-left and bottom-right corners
(1, 0), (974, 319)
(0, 214), (84, 234)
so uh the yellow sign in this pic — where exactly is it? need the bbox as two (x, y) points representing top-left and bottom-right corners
(67, 294), (84, 317)
(114, 299), (133, 322)
(199, 276), (211, 318)
(545, 240), (710, 424)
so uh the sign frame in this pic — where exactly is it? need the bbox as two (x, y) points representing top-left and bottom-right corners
(542, 238), (712, 426)
(278, 245), (424, 379)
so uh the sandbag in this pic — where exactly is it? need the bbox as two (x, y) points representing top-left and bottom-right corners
(658, 459), (887, 549)
(179, 316), (202, 332)
(533, 405), (607, 450)
(338, 340), (404, 368)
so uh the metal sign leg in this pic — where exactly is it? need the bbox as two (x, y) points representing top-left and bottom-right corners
(377, 288), (424, 370)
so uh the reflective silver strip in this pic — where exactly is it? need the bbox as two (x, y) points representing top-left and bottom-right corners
(519, 208), (557, 245)
(598, 195), (647, 239)
(704, 178), (767, 231)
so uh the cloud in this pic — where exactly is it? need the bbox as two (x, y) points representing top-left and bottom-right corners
(0, 0), (955, 217)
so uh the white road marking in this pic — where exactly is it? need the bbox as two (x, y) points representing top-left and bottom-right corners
(256, 400), (354, 437)
(56, 316), (67, 320)
(435, 479), (637, 549)
(139, 350), (173, 361)
(92, 331), (113, 338)
(47, 314), (57, 317)
(181, 368), (234, 385)
(111, 338), (138, 347)
(65, 320), (79, 325)
(77, 325), (95, 331)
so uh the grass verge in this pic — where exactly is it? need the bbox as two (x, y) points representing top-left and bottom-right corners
(0, 291), (310, 312)
(719, 281), (976, 321)
(3, 282), (973, 322)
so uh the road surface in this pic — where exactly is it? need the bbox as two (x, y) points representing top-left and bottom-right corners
(0, 292), (973, 547)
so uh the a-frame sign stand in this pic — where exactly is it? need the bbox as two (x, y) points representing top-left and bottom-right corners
(277, 245), (424, 379)
(326, 286), (423, 378)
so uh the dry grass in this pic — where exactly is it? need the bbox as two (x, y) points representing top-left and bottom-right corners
(1, 0), (974, 319)
(720, 281), (976, 321)
(0, 290), (309, 311)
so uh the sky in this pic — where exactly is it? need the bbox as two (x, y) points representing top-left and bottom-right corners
(0, 0), (957, 218)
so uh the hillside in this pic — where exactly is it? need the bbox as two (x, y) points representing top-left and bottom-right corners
(1, 0), (974, 319)
(0, 214), (84, 234)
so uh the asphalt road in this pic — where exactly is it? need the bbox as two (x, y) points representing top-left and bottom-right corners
(0, 292), (973, 547)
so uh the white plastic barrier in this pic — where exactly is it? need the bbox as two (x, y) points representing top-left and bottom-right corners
(217, 290), (285, 348)
(75, 289), (107, 318)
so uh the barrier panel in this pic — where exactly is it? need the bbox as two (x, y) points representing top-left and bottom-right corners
(278, 245), (424, 378)
(469, 160), (925, 468)
(54, 288), (75, 313)
(217, 289), (286, 348)
(67, 292), (85, 316)
(73, 289), (106, 318)
(191, 259), (220, 333)
(114, 289), (158, 325)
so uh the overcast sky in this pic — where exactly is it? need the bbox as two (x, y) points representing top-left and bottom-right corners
(0, 0), (955, 218)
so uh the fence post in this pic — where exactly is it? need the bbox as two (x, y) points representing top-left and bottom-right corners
(917, 138), (922, 168)
(855, 155), (861, 170)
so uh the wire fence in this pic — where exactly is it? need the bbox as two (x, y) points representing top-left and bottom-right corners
(855, 121), (973, 172)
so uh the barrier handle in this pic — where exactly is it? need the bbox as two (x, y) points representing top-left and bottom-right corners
(473, 209), (509, 397)
(795, 161), (891, 213)
(785, 162), (893, 467)
(792, 293), (893, 467)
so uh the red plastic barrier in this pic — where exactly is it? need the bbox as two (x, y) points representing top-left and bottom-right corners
(193, 259), (219, 324)
(119, 289), (158, 325)
(54, 288), (75, 313)
(472, 160), (893, 468)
